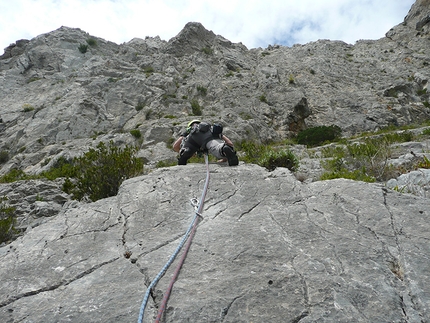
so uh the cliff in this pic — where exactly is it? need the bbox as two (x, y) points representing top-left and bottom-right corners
(0, 1), (430, 322)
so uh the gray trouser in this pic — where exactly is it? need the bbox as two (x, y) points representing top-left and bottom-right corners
(206, 139), (225, 159)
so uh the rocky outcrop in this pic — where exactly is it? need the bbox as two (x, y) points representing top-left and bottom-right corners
(0, 164), (429, 322)
(0, 179), (69, 227)
(0, 1), (430, 322)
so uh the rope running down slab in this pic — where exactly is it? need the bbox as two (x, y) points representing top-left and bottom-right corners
(137, 154), (210, 323)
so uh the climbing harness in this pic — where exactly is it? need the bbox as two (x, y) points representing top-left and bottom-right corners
(137, 154), (210, 323)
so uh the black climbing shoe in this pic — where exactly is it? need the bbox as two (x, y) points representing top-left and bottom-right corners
(222, 145), (239, 166)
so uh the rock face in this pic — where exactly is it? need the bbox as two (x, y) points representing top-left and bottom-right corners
(0, 1), (429, 172)
(0, 1), (430, 322)
(0, 164), (429, 322)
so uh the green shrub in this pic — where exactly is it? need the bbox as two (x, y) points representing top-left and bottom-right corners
(259, 95), (268, 103)
(289, 74), (295, 84)
(39, 156), (76, 180)
(28, 77), (41, 83)
(384, 131), (414, 144)
(0, 196), (17, 244)
(143, 66), (154, 76)
(190, 100), (202, 116)
(0, 143), (144, 202)
(156, 160), (177, 168)
(297, 125), (342, 147)
(0, 169), (30, 183)
(66, 141), (144, 202)
(78, 44), (88, 53)
(0, 150), (9, 164)
(86, 38), (97, 46)
(417, 88), (427, 96)
(22, 104), (34, 112)
(319, 132), (413, 182)
(259, 149), (299, 171)
(130, 129), (142, 139)
(238, 140), (299, 172)
(201, 47), (213, 55)
(136, 102), (145, 111)
(415, 155), (430, 169)
(197, 85), (207, 96)
(0, 215), (16, 244)
(0, 157), (76, 183)
(386, 88), (398, 98)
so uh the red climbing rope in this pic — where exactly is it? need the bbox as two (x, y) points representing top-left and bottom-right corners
(154, 154), (210, 323)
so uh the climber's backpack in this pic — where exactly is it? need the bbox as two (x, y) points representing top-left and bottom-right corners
(188, 122), (223, 138)
(185, 122), (224, 151)
(211, 123), (223, 138)
(189, 122), (211, 135)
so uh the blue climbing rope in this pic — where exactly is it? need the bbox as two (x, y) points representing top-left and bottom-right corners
(137, 154), (210, 323)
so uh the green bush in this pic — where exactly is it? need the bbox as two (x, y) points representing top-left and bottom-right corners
(130, 129), (142, 139)
(320, 132), (415, 182)
(156, 160), (178, 168)
(65, 141), (144, 202)
(0, 143), (144, 202)
(144, 66), (154, 76)
(288, 74), (295, 84)
(86, 38), (97, 46)
(417, 88), (427, 96)
(39, 156), (76, 180)
(238, 140), (299, 172)
(201, 47), (213, 55)
(22, 104), (34, 112)
(136, 102), (145, 111)
(0, 196), (17, 244)
(382, 131), (414, 144)
(297, 125), (342, 147)
(416, 155), (430, 169)
(0, 150), (9, 164)
(259, 149), (299, 171)
(78, 44), (88, 53)
(0, 169), (30, 183)
(197, 85), (207, 96)
(190, 100), (203, 116)
(0, 216), (16, 244)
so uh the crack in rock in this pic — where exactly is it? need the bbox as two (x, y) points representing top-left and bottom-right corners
(219, 294), (245, 322)
(0, 257), (119, 308)
(291, 310), (310, 323)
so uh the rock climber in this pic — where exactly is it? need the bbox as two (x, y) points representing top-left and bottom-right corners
(173, 120), (239, 166)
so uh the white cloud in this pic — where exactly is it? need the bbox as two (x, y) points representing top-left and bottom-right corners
(0, 0), (416, 52)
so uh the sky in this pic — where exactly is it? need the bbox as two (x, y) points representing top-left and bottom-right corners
(0, 0), (415, 52)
